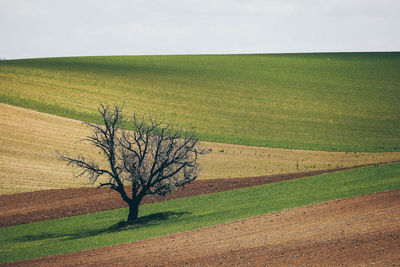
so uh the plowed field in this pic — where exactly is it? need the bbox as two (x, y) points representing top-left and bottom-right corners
(9, 190), (400, 266)
(0, 164), (389, 227)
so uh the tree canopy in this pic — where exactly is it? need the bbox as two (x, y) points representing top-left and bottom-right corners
(59, 104), (204, 221)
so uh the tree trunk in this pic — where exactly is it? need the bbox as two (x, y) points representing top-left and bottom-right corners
(127, 200), (139, 222)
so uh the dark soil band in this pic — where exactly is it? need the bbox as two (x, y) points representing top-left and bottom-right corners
(0, 161), (397, 227)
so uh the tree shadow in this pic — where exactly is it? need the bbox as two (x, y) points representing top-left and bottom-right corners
(110, 211), (191, 230)
(14, 211), (191, 243)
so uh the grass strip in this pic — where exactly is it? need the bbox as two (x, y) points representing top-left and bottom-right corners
(1, 162), (400, 263)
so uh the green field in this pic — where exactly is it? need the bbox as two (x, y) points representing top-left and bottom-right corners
(1, 162), (399, 263)
(1, 53), (399, 152)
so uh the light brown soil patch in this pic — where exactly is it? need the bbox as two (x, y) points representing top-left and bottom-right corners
(9, 190), (400, 266)
(1, 163), (396, 227)
(2, 103), (400, 194)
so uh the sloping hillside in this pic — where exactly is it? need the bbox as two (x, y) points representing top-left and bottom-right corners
(1, 53), (399, 151)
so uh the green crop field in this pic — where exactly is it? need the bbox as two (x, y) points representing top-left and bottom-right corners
(1, 162), (399, 263)
(1, 52), (399, 152)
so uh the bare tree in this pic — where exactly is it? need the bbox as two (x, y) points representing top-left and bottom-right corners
(59, 104), (203, 221)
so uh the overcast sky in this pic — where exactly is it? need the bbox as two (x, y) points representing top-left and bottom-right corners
(1, 0), (399, 59)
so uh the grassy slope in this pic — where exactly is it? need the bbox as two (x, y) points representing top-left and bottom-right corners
(1, 53), (399, 152)
(1, 162), (399, 263)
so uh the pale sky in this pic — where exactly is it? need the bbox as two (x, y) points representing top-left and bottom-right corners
(1, 0), (399, 59)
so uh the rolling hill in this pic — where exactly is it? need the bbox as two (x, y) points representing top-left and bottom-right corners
(1, 52), (399, 152)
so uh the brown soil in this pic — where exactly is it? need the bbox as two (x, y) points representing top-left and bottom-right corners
(9, 190), (400, 266)
(0, 163), (395, 228)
